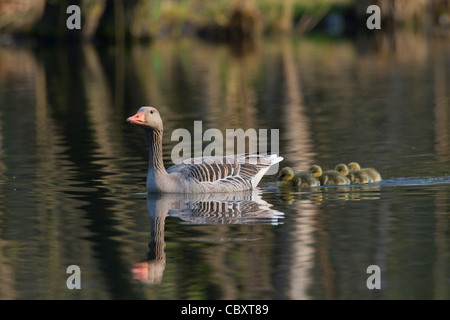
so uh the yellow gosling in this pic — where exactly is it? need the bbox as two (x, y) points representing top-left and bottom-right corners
(335, 163), (373, 184)
(348, 162), (382, 183)
(293, 172), (321, 187)
(277, 167), (296, 188)
(277, 167), (320, 187)
(309, 165), (350, 186)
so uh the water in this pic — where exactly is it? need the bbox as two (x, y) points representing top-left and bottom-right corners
(0, 34), (449, 300)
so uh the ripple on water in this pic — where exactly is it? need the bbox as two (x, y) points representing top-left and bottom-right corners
(381, 176), (450, 187)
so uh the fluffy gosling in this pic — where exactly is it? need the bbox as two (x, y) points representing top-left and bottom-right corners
(347, 162), (382, 183)
(309, 165), (350, 186)
(335, 163), (373, 184)
(277, 167), (320, 187)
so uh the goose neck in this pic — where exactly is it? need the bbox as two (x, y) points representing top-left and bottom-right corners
(146, 128), (166, 173)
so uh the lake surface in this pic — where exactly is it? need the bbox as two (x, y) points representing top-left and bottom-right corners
(0, 33), (449, 300)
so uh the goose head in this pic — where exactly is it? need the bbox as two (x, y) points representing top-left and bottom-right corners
(309, 165), (322, 178)
(127, 106), (164, 131)
(335, 164), (349, 176)
(348, 162), (361, 171)
(277, 167), (295, 182)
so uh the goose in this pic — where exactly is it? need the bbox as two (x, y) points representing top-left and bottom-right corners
(309, 165), (350, 186)
(347, 162), (382, 183)
(277, 167), (320, 187)
(127, 106), (283, 193)
(335, 163), (373, 184)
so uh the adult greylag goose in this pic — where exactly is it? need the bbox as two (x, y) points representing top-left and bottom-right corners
(127, 106), (283, 193)
(347, 162), (382, 183)
(309, 165), (350, 186)
(277, 167), (320, 187)
(335, 163), (373, 184)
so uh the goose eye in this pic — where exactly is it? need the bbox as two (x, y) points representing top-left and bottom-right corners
(150, 110), (154, 114)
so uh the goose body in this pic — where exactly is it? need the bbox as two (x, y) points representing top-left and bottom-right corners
(309, 165), (350, 186)
(335, 164), (373, 184)
(348, 162), (382, 183)
(277, 167), (320, 188)
(128, 107), (283, 193)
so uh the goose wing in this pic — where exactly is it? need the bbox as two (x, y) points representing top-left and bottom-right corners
(167, 154), (281, 187)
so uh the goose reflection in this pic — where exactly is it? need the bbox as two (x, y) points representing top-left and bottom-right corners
(132, 191), (284, 284)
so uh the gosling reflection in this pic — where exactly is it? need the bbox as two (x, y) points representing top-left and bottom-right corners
(277, 185), (381, 203)
(133, 191), (284, 284)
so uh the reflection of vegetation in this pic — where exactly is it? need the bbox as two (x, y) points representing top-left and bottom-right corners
(0, 29), (448, 299)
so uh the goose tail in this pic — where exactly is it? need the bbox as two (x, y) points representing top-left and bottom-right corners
(268, 154), (283, 165)
(250, 154), (283, 188)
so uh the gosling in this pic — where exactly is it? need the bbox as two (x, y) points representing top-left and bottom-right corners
(348, 162), (382, 183)
(335, 164), (373, 184)
(277, 167), (320, 187)
(309, 165), (350, 186)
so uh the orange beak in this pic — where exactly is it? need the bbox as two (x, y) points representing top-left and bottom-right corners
(127, 111), (146, 125)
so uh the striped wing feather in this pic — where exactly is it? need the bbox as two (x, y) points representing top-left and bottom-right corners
(167, 154), (274, 185)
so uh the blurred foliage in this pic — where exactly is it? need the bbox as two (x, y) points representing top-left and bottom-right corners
(0, 0), (448, 42)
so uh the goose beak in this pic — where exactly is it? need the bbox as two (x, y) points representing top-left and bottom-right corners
(127, 111), (146, 125)
(276, 176), (282, 181)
